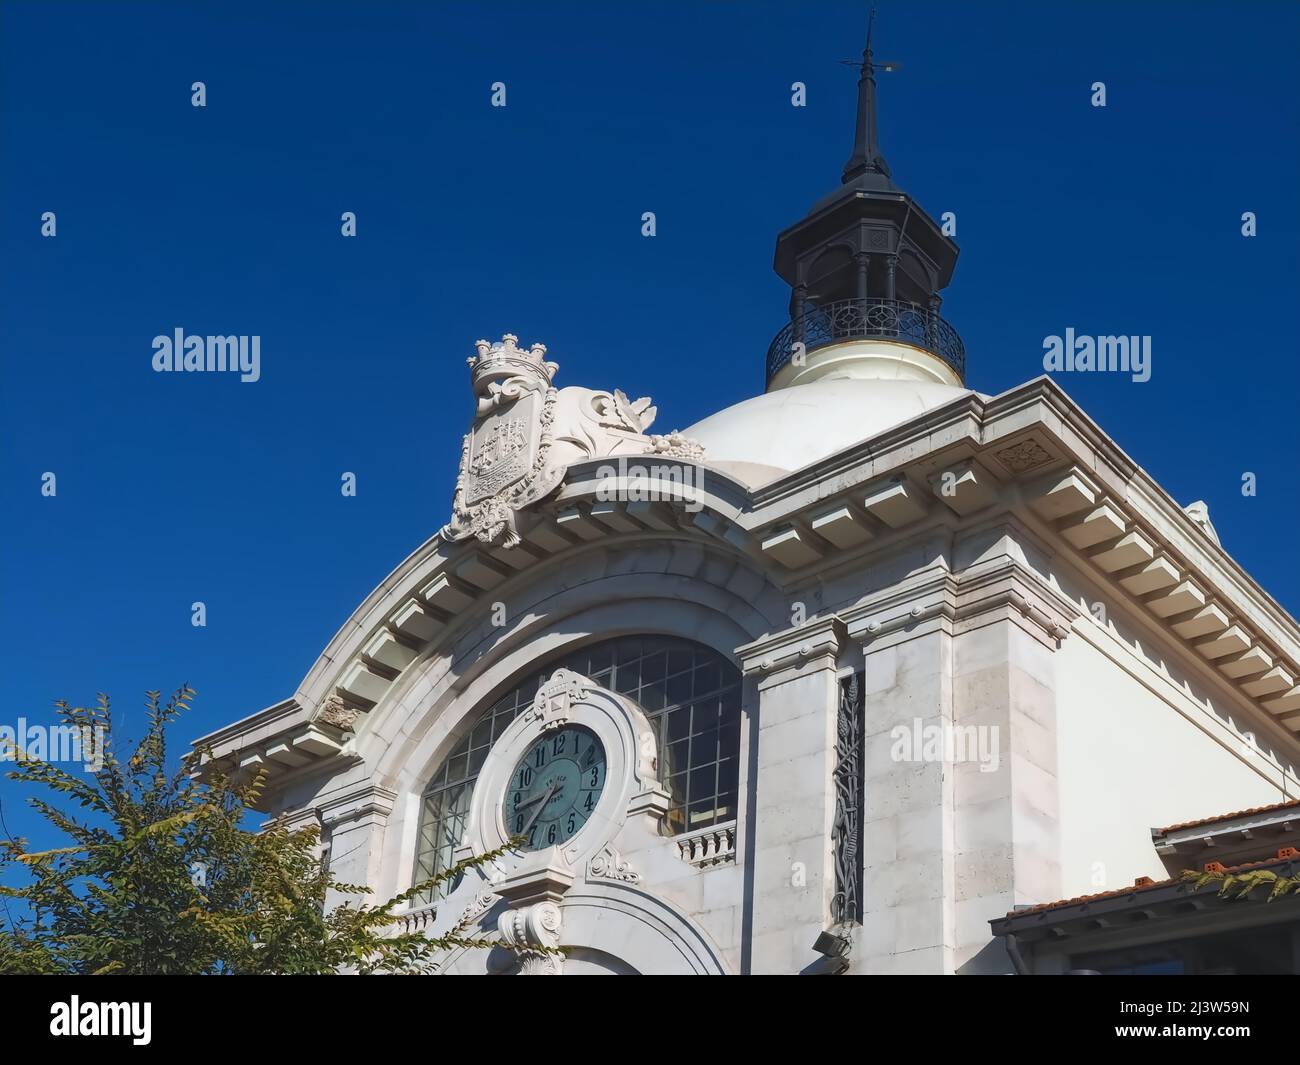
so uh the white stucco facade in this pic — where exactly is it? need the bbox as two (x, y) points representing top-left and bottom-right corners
(192, 327), (1300, 975)
(185, 20), (1300, 976)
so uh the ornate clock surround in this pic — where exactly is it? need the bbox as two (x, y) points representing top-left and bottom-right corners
(457, 667), (670, 886)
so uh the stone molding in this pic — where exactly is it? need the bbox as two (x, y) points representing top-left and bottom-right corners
(737, 615), (842, 679)
(1020, 463), (1300, 733)
(834, 561), (1078, 654)
(435, 882), (730, 976)
(265, 806), (322, 834)
(1069, 609), (1296, 792)
(495, 855), (576, 907)
(194, 376), (1300, 791)
(316, 784), (398, 830)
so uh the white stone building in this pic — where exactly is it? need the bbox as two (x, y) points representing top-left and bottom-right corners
(194, 24), (1300, 975)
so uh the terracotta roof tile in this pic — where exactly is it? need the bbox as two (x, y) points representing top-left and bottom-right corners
(1155, 798), (1300, 835)
(1005, 852), (1299, 919)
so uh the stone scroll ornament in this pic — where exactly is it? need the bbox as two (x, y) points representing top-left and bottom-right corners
(439, 334), (706, 549)
(497, 901), (564, 976)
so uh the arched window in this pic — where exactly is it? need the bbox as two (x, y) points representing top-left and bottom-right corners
(413, 636), (742, 898)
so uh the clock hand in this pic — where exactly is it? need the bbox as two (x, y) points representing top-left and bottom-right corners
(520, 782), (558, 835)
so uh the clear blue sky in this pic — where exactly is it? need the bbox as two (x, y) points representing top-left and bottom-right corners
(2, 0), (1297, 850)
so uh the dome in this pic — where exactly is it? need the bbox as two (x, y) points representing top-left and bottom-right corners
(684, 377), (977, 485)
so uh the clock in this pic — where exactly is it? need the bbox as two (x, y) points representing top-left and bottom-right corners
(502, 724), (607, 850)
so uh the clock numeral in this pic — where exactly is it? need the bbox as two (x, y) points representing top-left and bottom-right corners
(506, 729), (606, 853)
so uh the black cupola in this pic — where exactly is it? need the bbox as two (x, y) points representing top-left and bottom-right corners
(766, 7), (964, 388)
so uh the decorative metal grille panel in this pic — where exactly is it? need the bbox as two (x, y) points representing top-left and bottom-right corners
(831, 671), (865, 925)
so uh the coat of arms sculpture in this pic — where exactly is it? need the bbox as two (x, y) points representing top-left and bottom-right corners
(439, 333), (705, 549)
(440, 334), (563, 548)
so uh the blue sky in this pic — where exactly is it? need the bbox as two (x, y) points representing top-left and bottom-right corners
(1, 0), (1297, 850)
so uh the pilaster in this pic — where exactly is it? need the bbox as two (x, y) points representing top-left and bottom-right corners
(316, 784), (398, 908)
(738, 617), (842, 973)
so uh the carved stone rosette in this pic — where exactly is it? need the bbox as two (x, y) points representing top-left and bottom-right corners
(497, 902), (564, 976)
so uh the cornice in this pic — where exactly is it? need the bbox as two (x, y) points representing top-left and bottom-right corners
(736, 614), (843, 678)
(316, 784), (399, 828)
(1017, 463), (1300, 742)
(836, 559), (1079, 653)
(192, 374), (1300, 788)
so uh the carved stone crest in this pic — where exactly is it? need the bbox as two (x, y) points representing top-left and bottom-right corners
(316, 692), (362, 733)
(465, 405), (534, 505)
(439, 333), (705, 549)
(526, 668), (590, 732)
(440, 335), (564, 549)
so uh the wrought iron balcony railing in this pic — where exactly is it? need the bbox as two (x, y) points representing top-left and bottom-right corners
(765, 296), (965, 386)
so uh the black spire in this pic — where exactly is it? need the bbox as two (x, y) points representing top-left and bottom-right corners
(841, 6), (892, 184)
(765, 6), (964, 389)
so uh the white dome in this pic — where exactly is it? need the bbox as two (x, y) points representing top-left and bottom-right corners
(684, 377), (976, 484)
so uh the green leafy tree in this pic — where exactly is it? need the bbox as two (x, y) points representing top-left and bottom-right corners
(0, 686), (506, 974)
(1181, 866), (1300, 903)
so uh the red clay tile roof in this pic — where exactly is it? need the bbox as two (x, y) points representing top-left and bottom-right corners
(1004, 852), (1299, 919)
(1155, 798), (1300, 835)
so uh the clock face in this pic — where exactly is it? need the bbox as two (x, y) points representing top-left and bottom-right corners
(503, 724), (607, 851)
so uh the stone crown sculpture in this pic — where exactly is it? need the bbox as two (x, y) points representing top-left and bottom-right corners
(441, 334), (704, 549)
